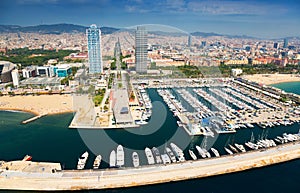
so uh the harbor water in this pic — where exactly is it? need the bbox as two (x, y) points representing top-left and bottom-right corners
(0, 81), (300, 193)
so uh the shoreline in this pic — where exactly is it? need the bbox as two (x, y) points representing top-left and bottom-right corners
(242, 74), (300, 85)
(0, 108), (74, 116)
(269, 80), (300, 86)
(0, 95), (74, 116)
(1, 141), (300, 190)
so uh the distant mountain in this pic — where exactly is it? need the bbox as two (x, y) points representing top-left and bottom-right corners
(191, 31), (256, 39)
(0, 24), (119, 34)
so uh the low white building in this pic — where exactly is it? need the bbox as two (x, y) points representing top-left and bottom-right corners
(22, 66), (37, 78)
(231, 68), (243, 76)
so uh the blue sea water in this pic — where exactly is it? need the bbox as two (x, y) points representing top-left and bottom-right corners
(0, 82), (300, 193)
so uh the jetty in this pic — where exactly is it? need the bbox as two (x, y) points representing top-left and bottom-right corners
(21, 114), (47, 124)
(1, 142), (300, 191)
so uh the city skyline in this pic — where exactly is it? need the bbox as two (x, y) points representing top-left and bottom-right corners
(1, 0), (300, 39)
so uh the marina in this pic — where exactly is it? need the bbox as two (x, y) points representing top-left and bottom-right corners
(0, 79), (300, 191)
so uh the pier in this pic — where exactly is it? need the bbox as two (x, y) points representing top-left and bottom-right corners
(21, 114), (47, 124)
(1, 142), (300, 191)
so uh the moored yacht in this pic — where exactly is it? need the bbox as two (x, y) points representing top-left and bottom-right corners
(196, 145), (206, 158)
(116, 145), (124, 167)
(93, 155), (102, 169)
(211, 148), (220, 157)
(224, 147), (233, 155)
(229, 144), (239, 153)
(165, 147), (177, 163)
(109, 150), (116, 167)
(77, 151), (89, 170)
(132, 152), (139, 167)
(234, 143), (246, 152)
(145, 147), (155, 165)
(170, 143), (185, 162)
(189, 150), (197, 160)
(152, 147), (162, 164)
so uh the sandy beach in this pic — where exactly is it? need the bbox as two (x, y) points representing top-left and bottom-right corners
(242, 74), (300, 85)
(0, 94), (74, 115)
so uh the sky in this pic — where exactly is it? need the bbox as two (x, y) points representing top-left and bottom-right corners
(1, 0), (300, 38)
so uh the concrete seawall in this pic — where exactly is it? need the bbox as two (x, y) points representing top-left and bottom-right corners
(1, 142), (300, 191)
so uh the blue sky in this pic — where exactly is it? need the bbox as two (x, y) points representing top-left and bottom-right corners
(1, 0), (300, 38)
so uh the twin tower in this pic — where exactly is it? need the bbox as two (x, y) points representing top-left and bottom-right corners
(87, 24), (148, 74)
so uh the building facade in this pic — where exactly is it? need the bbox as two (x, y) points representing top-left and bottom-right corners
(11, 69), (19, 87)
(135, 26), (148, 73)
(0, 61), (15, 83)
(283, 38), (288, 48)
(87, 24), (103, 74)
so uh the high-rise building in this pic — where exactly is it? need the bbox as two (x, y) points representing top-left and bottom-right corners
(283, 38), (288, 48)
(135, 26), (148, 73)
(273, 42), (278, 49)
(188, 35), (192, 47)
(201, 41), (206, 48)
(87, 24), (103, 74)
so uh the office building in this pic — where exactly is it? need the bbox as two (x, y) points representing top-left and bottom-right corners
(87, 24), (103, 74)
(22, 66), (37, 78)
(36, 66), (51, 77)
(188, 35), (192, 47)
(0, 61), (15, 83)
(283, 38), (288, 48)
(273, 42), (279, 49)
(11, 69), (19, 87)
(135, 26), (148, 73)
(55, 64), (72, 77)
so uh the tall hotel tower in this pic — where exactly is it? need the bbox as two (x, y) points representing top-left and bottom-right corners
(135, 26), (148, 73)
(87, 24), (103, 74)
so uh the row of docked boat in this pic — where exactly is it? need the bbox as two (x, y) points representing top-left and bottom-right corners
(77, 130), (300, 170)
(77, 151), (102, 170)
(110, 145), (124, 167)
(257, 120), (295, 129)
(231, 81), (282, 109)
(110, 145), (140, 168)
(176, 89), (211, 114)
(222, 87), (269, 109)
(193, 88), (234, 112)
(145, 143), (185, 165)
(136, 87), (152, 124)
(157, 89), (187, 114)
(209, 88), (254, 111)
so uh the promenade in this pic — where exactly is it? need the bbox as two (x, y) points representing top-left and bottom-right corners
(1, 142), (300, 191)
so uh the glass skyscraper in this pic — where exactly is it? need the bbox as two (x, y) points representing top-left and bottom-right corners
(135, 26), (148, 73)
(87, 24), (103, 74)
(283, 38), (288, 48)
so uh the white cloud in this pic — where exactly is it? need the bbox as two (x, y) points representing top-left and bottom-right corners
(186, 0), (287, 15)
